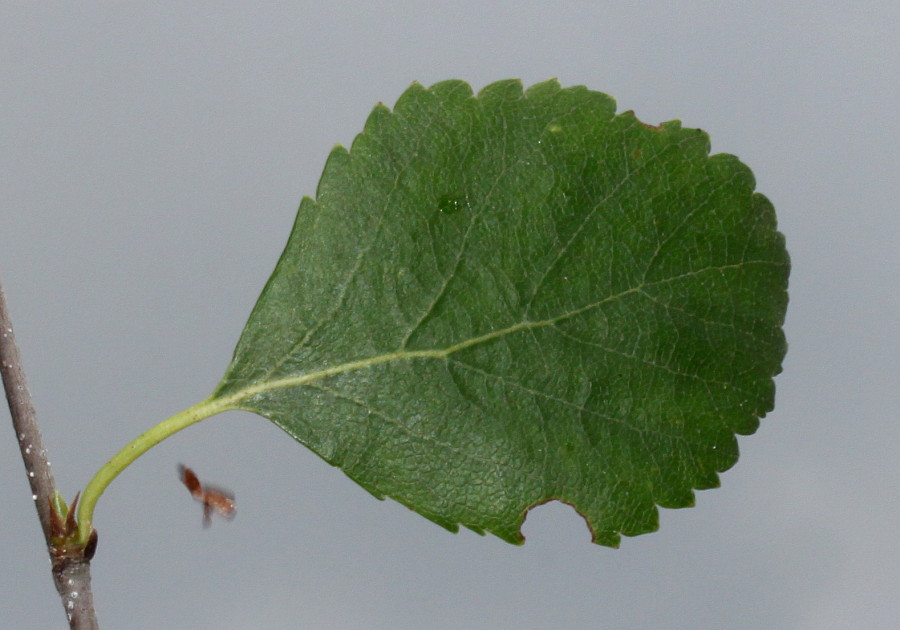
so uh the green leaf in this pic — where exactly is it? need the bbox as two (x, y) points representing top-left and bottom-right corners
(213, 79), (789, 547)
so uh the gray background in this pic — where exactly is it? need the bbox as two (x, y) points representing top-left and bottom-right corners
(2, 3), (897, 629)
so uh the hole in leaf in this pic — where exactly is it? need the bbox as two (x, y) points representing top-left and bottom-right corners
(521, 499), (596, 543)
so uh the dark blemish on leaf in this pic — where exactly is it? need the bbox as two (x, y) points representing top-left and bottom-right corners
(622, 111), (664, 131)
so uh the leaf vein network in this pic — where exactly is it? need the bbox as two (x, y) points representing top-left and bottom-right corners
(303, 381), (544, 484)
(229, 260), (782, 411)
(259, 149), (415, 382)
(446, 357), (692, 447)
(523, 135), (662, 317)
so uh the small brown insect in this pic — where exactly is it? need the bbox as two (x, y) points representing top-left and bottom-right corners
(178, 465), (236, 527)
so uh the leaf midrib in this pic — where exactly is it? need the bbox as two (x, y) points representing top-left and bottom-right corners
(216, 258), (783, 410)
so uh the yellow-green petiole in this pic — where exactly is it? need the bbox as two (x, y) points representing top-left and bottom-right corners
(75, 394), (238, 545)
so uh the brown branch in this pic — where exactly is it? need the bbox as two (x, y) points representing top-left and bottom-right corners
(0, 279), (99, 629)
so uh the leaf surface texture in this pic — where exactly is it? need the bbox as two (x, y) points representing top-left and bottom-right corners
(214, 80), (789, 546)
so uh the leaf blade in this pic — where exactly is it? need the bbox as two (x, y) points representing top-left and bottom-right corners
(215, 79), (789, 546)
